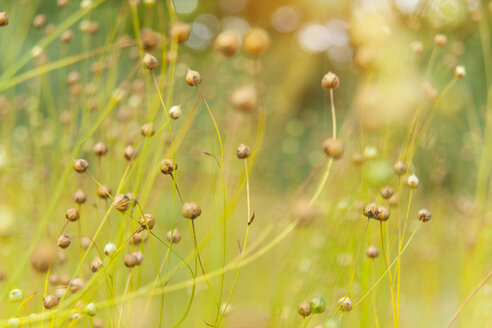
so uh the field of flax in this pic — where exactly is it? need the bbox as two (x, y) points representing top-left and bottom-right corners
(0, 0), (491, 327)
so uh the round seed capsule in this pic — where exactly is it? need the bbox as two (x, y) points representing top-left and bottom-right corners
(0, 12), (9, 26)
(418, 208), (432, 222)
(33, 14), (47, 29)
(237, 144), (251, 159)
(169, 22), (191, 44)
(57, 235), (71, 249)
(230, 85), (257, 113)
(90, 257), (103, 273)
(113, 194), (130, 212)
(104, 242), (117, 256)
(322, 138), (344, 159)
(321, 72), (340, 90)
(141, 28), (160, 51)
(166, 228), (181, 243)
(380, 186), (394, 200)
(133, 251), (144, 265)
(85, 303), (97, 316)
(407, 174), (420, 189)
(69, 278), (84, 293)
(297, 300), (312, 317)
(96, 185), (112, 199)
(8, 289), (23, 303)
(73, 189), (87, 204)
(243, 28), (270, 57)
(143, 53), (159, 70)
(434, 34), (447, 47)
(169, 105), (181, 120)
(141, 123), (155, 137)
(214, 31), (240, 57)
(139, 213), (155, 230)
(73, 159), (89, 173)
(31, 243), (56, 273)
(43, 295), (59, 309)
(454, 65), (466, 79)
(160, 159), (176, 175)
(93, 141), (108, 157)
(394, 161), (407, 176)
(309, 296), (326, 314)
(124, 253), (138, 268)
(185, 69), (201, 86)
(366, 244), (379, 259)
(182, 202), (201, 219)
(60, 30), (73, 43)
(338, 297), (352, 312)
(363, 203), (379, 219)
(124, 145), (137, 161)
(66, 208), (80, 222)
(376, 207), (390, 221)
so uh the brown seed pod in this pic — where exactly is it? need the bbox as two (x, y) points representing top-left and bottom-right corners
(293, 199), (316, 226)
(43, 295), (59, 310)
(321, 72), (340, 90)
(169, 22), (191, 44)
(214, 31), (240, 57)
(185, 69), (201, 86)
(338, 297), (352, 312)
(124, 145), (137, 161)
(297, 300), (312, 317)
(362, 203), (379, 219)
(141, 28), (160, 51)
(243, 28), (270, 57)
(96, 185), (112, 199)
(236, 144), (251, 159)
(377, 207), (390, 221)
(0, 12), (9, 26)
(160, 159), (176, 175)
(93, 141), (108, 157)
(31, 243), (56, 273)
(80, 237), (92, 249)
(69, 277), (84, 293)
(366, 244), (379, 259)
(139, 213), (155, 230)
(393, 161), (407, 176)
(230, 85), (257, 113)
(380, 186), (394, 200)
(322, 138), (344, 159)
(434, 34), (447, 47)
(48, 274), (59, 286)
(66, 208), (80, 222)
(73, 159), (89, 173)
(130, 230), (147, 245)
(57, 235), (71, 249)
(113, 194), (130, 212)
(133, 251), (144, 265)
(182, 202), (201, 220)
(166, 228), (181, 243)
(143, 53), (159, 70)
(124, 253), (138, 268)
(141, 123), (155, 137)
(33, 14), (47, 29)
(418, 208), (432, 222)
(90, 257), (103, 273)
(60, 30), (73, 43)
(73, 189), (87, 204)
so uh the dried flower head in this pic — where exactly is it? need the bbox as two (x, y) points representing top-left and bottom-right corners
(141, 123), (155, 137)
(182, 202), (202, 219)
(363, 203), (379, 219)
(141, 28), (160, 51)
(90, 257), (103, 273)
(0, 12), (9, 26)
(237, 144), (251, 159)
(160, 158), (176, 175)
(366, 244), (379, 259)
(73, 159), (89, 173)
(96, 185), (112, 199)
(377, 207), (390, 221)
(214, 31), (240, 57)
(43, 295), (59, 309)
(321, 72), (340, 90)
(185, 69), (201, 86)
(243, 28), (270, 57)
(297, 300), (312, 317)
(66, 208), (80, 222)
(380, 186), (394, 200)
(170, 22), (191, 44)
(407, 174), (419, 189)
(113, 194), (130, 212)
(74, 189), (87, 204)
(322, 138), (344, 159)
(93, 141), (108, 157)
(139, 213), (155, 230)
(394, 160), (407, 176)
(166, 228), (181, 243)
(143, 53), (159, 70)
(338, 297), (352, 312)
(418, 208), (432, 222)
(57, 235), (71, 249)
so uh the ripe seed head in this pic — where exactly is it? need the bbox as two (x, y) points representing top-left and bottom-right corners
(182, 202), (201, 220)
(214, 31), (240, 57)
(90, 257), (103, 273)
(309, 296), (326, 314)
(93, 141), (108, 157)
(73, 189), (87, 204)
(142, 53), (159, 70)
(169, 105), (181, 119)
(139, 213), (155, 230)
(363, 202), (379, 219)
(407, 174), (420, 189)
(454, 65), (466, 79)
(141, 123), (155, 137)
(57, 235), (71, 249)
(124, 145), (137, 160)
(104, 242), (117, 256)
(185, 69), (202, 86)
(73, 159), (88, 173)
(160, 158), (176, 175)
(113, 194), (130, 212)
(237, 144), (251, 159)
(170, 22), (191, 44)
(338, 296), (352, 312)
(166, 228), (181, 243)
(377, 207), (390, 221)
(96, 185), (112, 199)
(380, 186), (394, 200)
(321, 72), (340, 90)
(366, 244), (379, 258)
(124, 253), (138, 268)
(418, 208), (432, 222)
(297, 300), (312, 317)
(243, 28), (270, 57)
(434, 34), (447, 47)
(66, 208), (80, 222)
(323, 138), (344, 159)
(8, 289), (23, 303)
(393, 160), (407, 176)
(43, 295), (59, 309)
(0, 12), (9, 26)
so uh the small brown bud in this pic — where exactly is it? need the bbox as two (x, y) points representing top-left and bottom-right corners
(141, 123), (155, 137)
(380, 186), (394, 200)
(113, 194), (130, 212)
(43, 295), (59, 309)
(57, 235), (71, 249)
(182, 202), (201, 220)
(0, 12), (9, 26)
(322, 138), (344, 159)
(434, 34), (447, 47)
(363, 203), (379, 219)
(139, 213), (155, 230)
(124, 145), (137, 160)
(170, 22), (191, 44)
(321, 72), (340, 90)
(418, 208), (432, 222)
(376, 207), (390, 221)
(90, 257), (103, 273)
(33, 14), (47, 29)
(166, 228), (181, 243)
(236, 144), (251, 159)
(214, 31), (240, 57)
(66, 208), (80, 222)
(141, 28), (160, 51)
(133, 251), (144, 265)
(366, 244), (379, 258)
(185, 69), (201, 86)
(73, 159), (89, 173)
(297, 300), (312, 317)
(74, 189), (87, 204)
(96, 185), (112, 199)
(143, 53), (159, 70)
(393, 161), (407, 176)
(160, 159), (176, 175)
(243, 28), (270, 57)
(60, 30), (73, 43)
(124, 253), (138, 268)
(93, 141), (108, 157)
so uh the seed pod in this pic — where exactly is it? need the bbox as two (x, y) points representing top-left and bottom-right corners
(43, 295), (59, 309)
(410, 41), (423, 55)
(60, 30), (73, 43)
(160, 159), (176, 175)
(8, 289), (23, 302)
(185, 69), (201, 86)
(57, 251), (67, 265)
(139, 213), (155, 230)
(418, 208), (432, 222)
(104, 242), (117, 256)
(169, 22), (191, 44)
(454, 65), (466, 79)
(323, 138), (344, 159)
(338, 297), (352, 312)
(74, 189), (87, 204)
(366, 244), (379, 259)
(124, 253), (138, 268)
(309, 296), (326, 314)
(182, 202), (201, 220)
(407, 174), (419, 189)
(80, 237), (92, 250)
(321, 72), (340, 90)
(214, 31), (240, 57)
(297, 300), (312, 317)
(393, 161), (407, 176)
(243, 28), (270, 57)
(434, 34), (447, 47)
(237, 144), (251, 159)
(93, 141), (108, 157)
(133, 251), (144, 265)
(131, 230), (147, 245)
(352, 152), (364, 165)
(293, 199), (316, 226)
(57, 0), (69, 8)
(73, 159), (89, 173)
(169, 105), (181, 119)
(363, 203), (379, 219)
(230, 85), (257, 113)
(388, 194), (399, 207)
(69, 278), (84, 293)
(113, 194), (130, 212)
(96, 185), (112, 199)
(166, 228), (181, 243)
(377, 207), (390, 221)
(85, 303), (97, 316)
(380, 186), (394, 200)
(90, 257), (103, 273)
(33, 14), (47, 29)
(66, 208), (80, 222)
(141, 28), (160, 51)
(143, 53), (159, 70)
(48, 274), (59, 286)
(124, 145), (137, 160)
(67, 71), (80, 86)
(57, 235), (71, 249)
(0, 12), (9, 26)
(141, 123), (155, 137)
